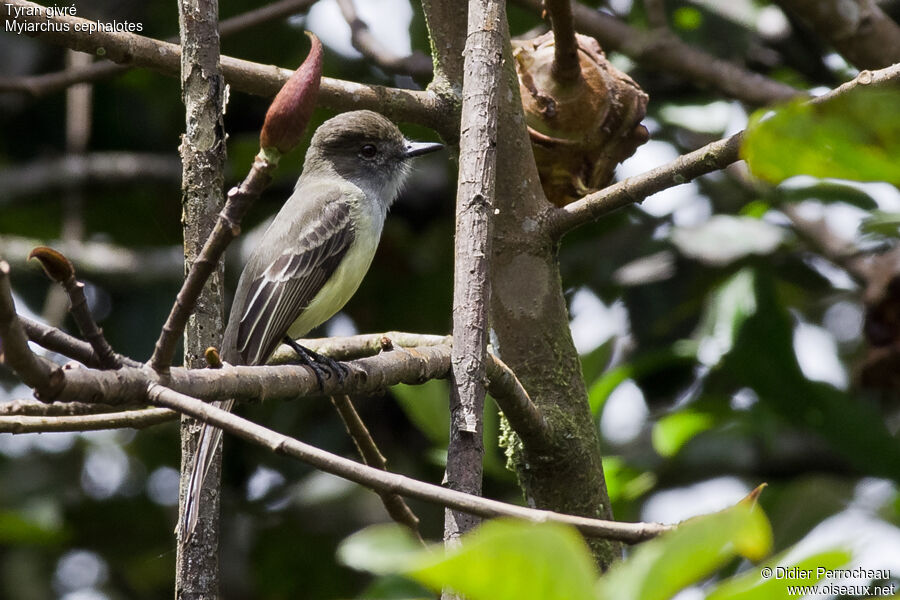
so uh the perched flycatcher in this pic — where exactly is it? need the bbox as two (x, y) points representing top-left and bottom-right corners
(181, 110), (442, 542)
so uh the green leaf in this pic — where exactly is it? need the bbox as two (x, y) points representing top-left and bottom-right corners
(602, 457), (657, 503)
(707, 548), (851, 600)
(337, 524), (424, 575)
(408, 520), (599, 600)
(652, 410), (717, 457)
(742, 87), (900, 184)
(596, 504), (772, 600)
(580, 336), (617, 386)
(774, 180), (878, 210)
(340, 520), (599, 600)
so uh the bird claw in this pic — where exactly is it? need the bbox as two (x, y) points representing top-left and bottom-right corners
(283, 337), (349, 390)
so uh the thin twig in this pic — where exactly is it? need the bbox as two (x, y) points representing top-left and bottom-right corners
(0, 261), (63, 396)
(548, 62), (900, 238)
(1, 0), (450, 136)
(335, 0), (433, 77)
(29, 248), (120, 369)
(0, 408), (176, 433)
(148, 154), (274, 374)
(542, 0), (581, 83)
(330, 395), (426, 544)
(0, 398), (143, 416)
(147, 383), (672, 543)
(269, 332), (451, 363)
(20, 315), (142, 368)
(0, 0), (319, 97)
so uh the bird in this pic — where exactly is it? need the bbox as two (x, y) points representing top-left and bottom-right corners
(180, 110), (442, 543)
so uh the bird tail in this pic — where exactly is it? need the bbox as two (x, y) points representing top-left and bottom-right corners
(178, 398), (235, 546)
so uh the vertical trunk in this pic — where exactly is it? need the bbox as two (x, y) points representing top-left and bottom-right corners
(421, 0), (620, 570)
(444, 0), (504, 556)
(174, 0), (226, 597)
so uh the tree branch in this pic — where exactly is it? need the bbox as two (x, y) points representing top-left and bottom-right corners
(0, 261), (63, 395)
(0, 408), (176, 433)
(330, 394), (425, 544)
(513, 0), (803, 105)
(543, 0), (582, 83)
(774, 0), (900, 70)
(146, 383), (672, 544)
(335, 0), (433, 77)
(147, 154), (271, 374)
(548, 132), (744, 237)
(444, 0), (505, 548)
(2, 0), (451, 135)
(0, 0), (319, 98)
(172, 0), (227, 588)
(548, 62), (900, 238)
(20, 315), (142, 368)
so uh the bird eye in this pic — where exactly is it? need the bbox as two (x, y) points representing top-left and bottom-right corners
(359, 144), (378, 159)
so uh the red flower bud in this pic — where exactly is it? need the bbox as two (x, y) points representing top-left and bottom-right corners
(260, 31), (323, 155)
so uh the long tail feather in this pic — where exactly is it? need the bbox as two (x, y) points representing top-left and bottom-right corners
(179, 398), (235, 545)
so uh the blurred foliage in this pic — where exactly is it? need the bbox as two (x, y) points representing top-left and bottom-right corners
(339, 506), (844, 600)
(2, 0), (900, 598)
(743, 88), (900, 184)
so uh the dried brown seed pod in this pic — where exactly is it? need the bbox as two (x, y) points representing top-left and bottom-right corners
(514, 32), (649, 207)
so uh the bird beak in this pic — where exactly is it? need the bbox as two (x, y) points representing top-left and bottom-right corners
(403, 140), (443, 159)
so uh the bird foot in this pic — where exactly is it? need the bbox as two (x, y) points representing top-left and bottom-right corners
(282, 337), (349, 390)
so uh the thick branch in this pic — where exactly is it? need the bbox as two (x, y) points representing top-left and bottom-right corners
(2, 0), (451, 135)
(444, 0), (505, 547)
(174, 2), (227, 588)
(147, 383), (671, 544)
(775, 0), (900, 70)
(514, 0), (803, 105)
(549, 62), (900, 238)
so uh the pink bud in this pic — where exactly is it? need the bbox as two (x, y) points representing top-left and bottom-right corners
(260, 32), (323, 154)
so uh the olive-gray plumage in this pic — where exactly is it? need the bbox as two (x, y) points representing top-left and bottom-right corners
(181, 110), (442, 543)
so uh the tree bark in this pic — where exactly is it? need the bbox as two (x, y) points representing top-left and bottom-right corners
(444, 0), (504, 557)
(174, 0), (226, 598)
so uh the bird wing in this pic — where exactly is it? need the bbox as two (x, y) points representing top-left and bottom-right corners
(234, 198), (355, 365)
